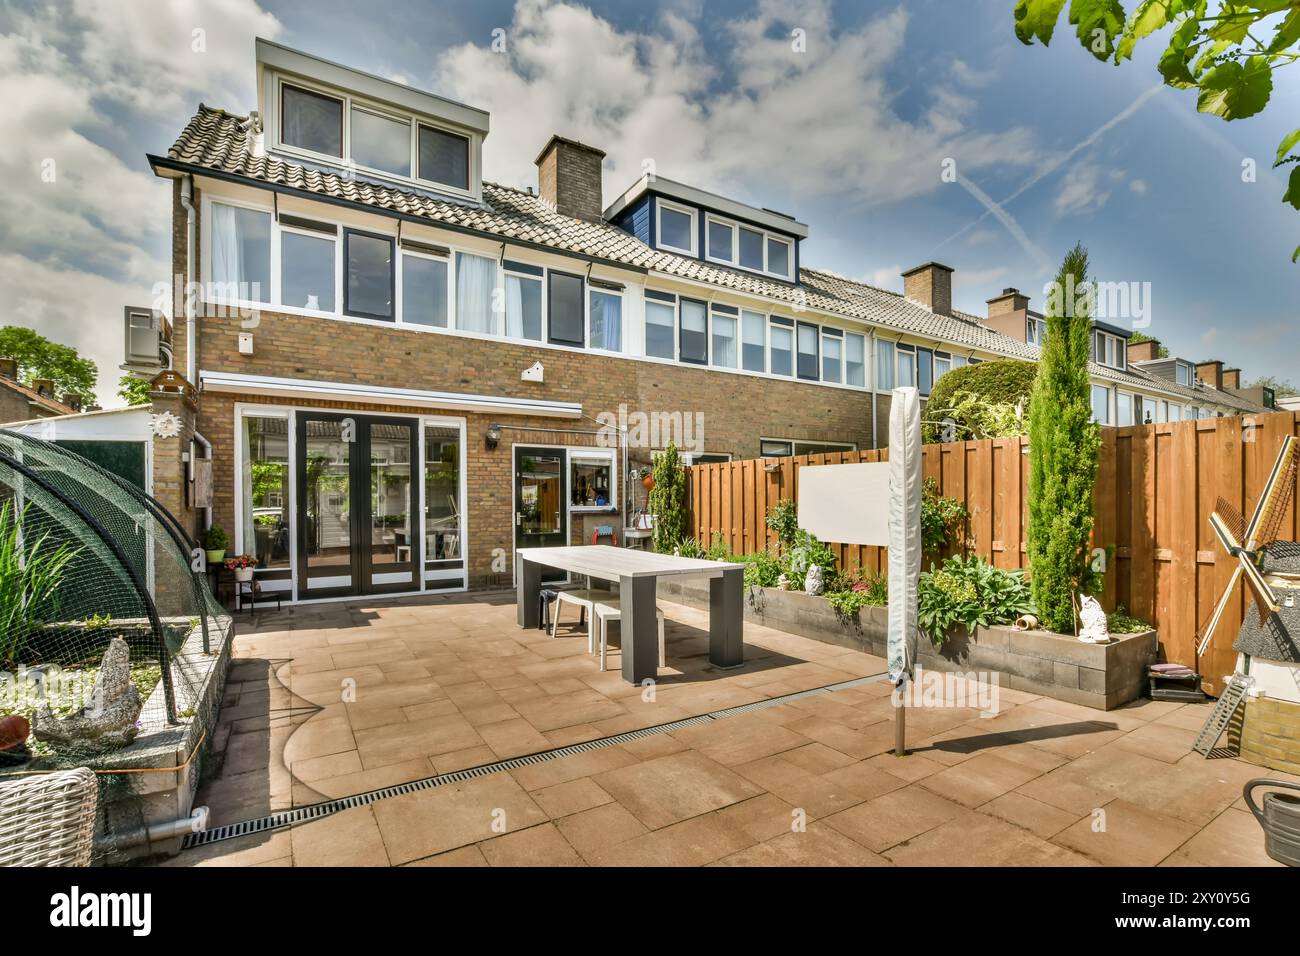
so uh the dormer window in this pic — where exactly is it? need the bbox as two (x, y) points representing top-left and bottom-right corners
(1092, 329), (1126, 370)
(1175, 361), (1193, 386)
(657, 200), (697, 256)
(261, 40), (487, 202)
(703, 212), (793, 280)
(706, 217), (734, 264)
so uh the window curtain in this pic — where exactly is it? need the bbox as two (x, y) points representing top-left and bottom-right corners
(241, 418), (257, 563)
(211, 203), (242, 291)
(590, 292), (622, 351)
(456, 253), (497, 334)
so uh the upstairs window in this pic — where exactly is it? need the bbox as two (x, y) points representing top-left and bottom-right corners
(401, 249), (448, 328)
(917, 347), (934, 395)
(796, 322), (819, 381)
(1093, 329), (1126, 369)
(934, 351), (952, 383)
(877, 340), (896, 390)
(766, 237), (791, 279)
(706, 217), (735, 264)
(547, 271), (585, 347)
(282, 84), (343, 157)
(419, 125), (470, 191)
(679, 298), (708, 364)
(769, 317), (794, 376)
(821, 329), (842, 384)
(657, 201), (696, 256)
(1027, 316), (1045, 346)
(344, 230), (394, 321)
(846, 332), (865, 387)
(1175, 361), (1193, 386)
(351, 106), (410, 177)
(1117, 391), (1134, 426)
(589, 288), (622, 352)
(645, 292), (676, 359)
(896, 344), (916, 388)
(739, 228), (765, 272)
(711, 306), (737, 369)
(1092, 384), (1112, 424)
(741, 311), (766, 372)
(504, 260), (543, 341)
(209, 201), (271, 303)
(455, 251), (497, 335)
(280, 223), (336, 312)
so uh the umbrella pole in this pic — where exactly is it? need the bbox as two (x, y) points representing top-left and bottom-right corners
(894, 679), (907, 756)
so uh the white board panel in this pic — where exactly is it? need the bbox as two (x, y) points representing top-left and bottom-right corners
(797, 461), (891, 546)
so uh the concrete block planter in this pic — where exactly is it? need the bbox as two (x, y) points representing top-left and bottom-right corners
(658, 580), (1156, 711)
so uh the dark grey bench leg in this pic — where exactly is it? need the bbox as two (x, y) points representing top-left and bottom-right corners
(709, 568), (744, 668)
(516, 553), (540, 629)
(620, 574), (659, 684)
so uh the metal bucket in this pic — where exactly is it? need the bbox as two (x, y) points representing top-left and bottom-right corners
(1244, 780), (1300, 867)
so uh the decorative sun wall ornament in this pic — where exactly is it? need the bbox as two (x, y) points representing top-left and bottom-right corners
(149, 411), (182, 439)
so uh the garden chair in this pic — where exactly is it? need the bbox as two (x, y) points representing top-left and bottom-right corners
(0, 766), (98, 866)
(594, 600), (666, 672)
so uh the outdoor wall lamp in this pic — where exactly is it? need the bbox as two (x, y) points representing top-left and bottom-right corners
(485, 422), (502, 450)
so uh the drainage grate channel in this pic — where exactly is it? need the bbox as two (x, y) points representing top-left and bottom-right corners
(184, 671), (890, 850)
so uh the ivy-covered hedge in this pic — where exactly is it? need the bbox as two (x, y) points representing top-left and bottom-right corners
(922, 360), (1038, 443)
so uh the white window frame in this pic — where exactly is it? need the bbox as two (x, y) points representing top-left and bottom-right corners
(741, 310), (767, 374)
(1091, 384), (1113, 425)
(398, 245), (453, 330)
(644, 293), (678, 361)
(697, 210), (795, 281)
(709, 305), (739, 369)
(896, 343), (917, 388)
(760, 437), (859, 458)
(278, 218), (341, 317)
(656, 199), (698, 256)
(704, 214), (736, 266)
(271, 72), (479, 202)
(768, 316), (795, 378)
(820, 329), (843, 384)
(587, 285), (624, 354)
(569, 447), (618, 514)
(501, 259), (546, 343)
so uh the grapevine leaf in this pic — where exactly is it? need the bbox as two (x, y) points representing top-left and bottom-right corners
(1196, 56), (1272, 119)
(1115, 0), (1171, 62)
(1284, 166), (1300, 211)
(1276, 128), (1300, 167)
(1014, 0), (1070, 44)
(1070, 0), (1127, 60)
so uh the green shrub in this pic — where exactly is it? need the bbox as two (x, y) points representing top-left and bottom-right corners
(741, 550), (783, 589)
(705, 532), (734, 562)
(921, 477), (968, 556)
(765, 499), (799, 551)
(1027, 244), (1103, 633)
(1107, 606), (1152, 634)
(650, 442), (687, 553)
(851, 571), (889, 605)
(918, 555), (1035, 645)
(674, 536), (704, 559)
(827, 588), (877, 618)
(923, 360), (1038, 442)
(784, 528), (836, 590)
(0, 501), (82, 666)
(201, 524), (229, 551)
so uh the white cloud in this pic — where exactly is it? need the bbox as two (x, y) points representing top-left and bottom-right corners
(1129, 178), (1148, 194)
(862, 265), (903, 292)
(0, 0), (280, 405)
(1054, 162), (1126, 218)
(436, 0), (1039, 207)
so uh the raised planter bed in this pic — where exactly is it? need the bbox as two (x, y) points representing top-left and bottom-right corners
(657, 580), (1156, 710)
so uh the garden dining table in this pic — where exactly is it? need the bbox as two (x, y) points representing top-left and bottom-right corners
(515, 545), (746, 684)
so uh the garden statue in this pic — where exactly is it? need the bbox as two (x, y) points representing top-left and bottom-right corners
(1077, 594), (1112, 644)
(777, 573), (791, 591)
(805, 565), (824, 596)
(33, 637), (142, 752)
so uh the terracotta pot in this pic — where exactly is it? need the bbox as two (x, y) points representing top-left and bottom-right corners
(0, 714), (30, 751)
(642, 474), (656, 492)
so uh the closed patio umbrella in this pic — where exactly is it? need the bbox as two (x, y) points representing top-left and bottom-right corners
(887, 387), (922, 754)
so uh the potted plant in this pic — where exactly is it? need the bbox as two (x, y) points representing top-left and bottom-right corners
(224, 554), (258, 582)
(202, 525), (229, 564)
(632, 466), (655, 492)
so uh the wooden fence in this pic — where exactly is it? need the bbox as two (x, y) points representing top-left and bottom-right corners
(686, 411), (1300, 691)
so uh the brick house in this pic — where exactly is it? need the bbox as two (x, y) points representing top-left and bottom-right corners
(145, 39), (1269, 603)
(0, 358), (78, 422)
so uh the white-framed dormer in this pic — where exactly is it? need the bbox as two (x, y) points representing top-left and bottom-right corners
(656, 198), (698, 257)
(256, 38), (489, 204)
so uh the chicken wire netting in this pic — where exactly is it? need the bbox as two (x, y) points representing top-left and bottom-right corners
(0, 429), (232, 864)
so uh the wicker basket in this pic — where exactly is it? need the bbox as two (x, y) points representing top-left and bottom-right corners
(0, 767), (98, 867)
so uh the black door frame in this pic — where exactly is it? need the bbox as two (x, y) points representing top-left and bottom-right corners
(513, 445), (568, 582)
(296, 411), (420, 599)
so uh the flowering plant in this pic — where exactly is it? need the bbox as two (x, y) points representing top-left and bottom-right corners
(224, 554), (258, 571)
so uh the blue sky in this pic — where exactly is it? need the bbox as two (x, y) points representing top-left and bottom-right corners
(2, 0), (1297, 404)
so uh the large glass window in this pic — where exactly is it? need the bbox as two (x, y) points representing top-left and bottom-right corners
(739, 227), (764, 271)
(281, 84), (343, 157)
(796, 322), (819, 381)
(741, 311), (766, 372)
(351, 107), (411, 177)
(846, 332), (865, 387)
(241, 416), (290, 570)
(344, 231), (394, 320)
(917, 347), (934, 395)
(645, 297), (675, 359)
(548, 271), (585, 346)
(767, 237), (791, 278)
(424, 425), (461, 565)
(707, 218), (734, 263)
(402, 253), (448, 327)
(504, 261), (543, 341)
(821, 330), (842, 384)
(1091, 384), (1112, 424)
(680, 298), (708, 364)
(281, 229), (336, 312)
(571, 454), (615, 510)
(934, 351), (952, 383)
(770, 318), (793, 376)
(1117, 391), (1133, 426)
(896, 345), (916, 387)
(455, 252), (497, 334)
(589, 290), (622, 352)
(658, 202), (695, 254)
(209, 202), (271, 303)
(712, 309), (737, 369)
(419, 125), (470, 191)
(877, 340), (896, 390)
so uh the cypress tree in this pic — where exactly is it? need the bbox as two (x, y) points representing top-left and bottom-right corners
(1027, 243), (1102, 633)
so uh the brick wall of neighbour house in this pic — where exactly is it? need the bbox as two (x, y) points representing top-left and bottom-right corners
(0, 388), (36, 424)
(194, 303), (877, 586)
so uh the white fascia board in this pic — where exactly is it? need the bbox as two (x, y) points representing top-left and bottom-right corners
(201, 370), (581, 418)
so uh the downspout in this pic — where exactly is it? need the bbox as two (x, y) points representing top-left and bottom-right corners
(869, 329), (878, 450)
(180, 175), (197, 386)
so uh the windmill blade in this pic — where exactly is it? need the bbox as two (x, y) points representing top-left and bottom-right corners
(1197, 562), (1243, 657)
(1244, 435), (1299, 548)
(1240, 553), (1280, 622)
(1209, 510), (1243, 556)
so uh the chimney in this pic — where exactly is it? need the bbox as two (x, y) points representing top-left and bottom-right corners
(902, 262), (953, 316)
(62, 392), (83, 412)
(1127, 338), (1161, 363)
(32, 377), (54, 398)
(1222, 368), (1241, 390)
(984, 287), (1030, 342)
(1195, 360), (1224, 390)
(0, 357), (15, 380)
(534, 134), (607, 223)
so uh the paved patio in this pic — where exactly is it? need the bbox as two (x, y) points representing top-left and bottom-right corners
(163, 592), (1293, 867)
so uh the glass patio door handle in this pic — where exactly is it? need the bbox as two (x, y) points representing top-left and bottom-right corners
(516, 512), (524, 527)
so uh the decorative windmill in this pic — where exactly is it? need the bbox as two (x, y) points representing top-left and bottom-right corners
(1192, 434), (1300, 757)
